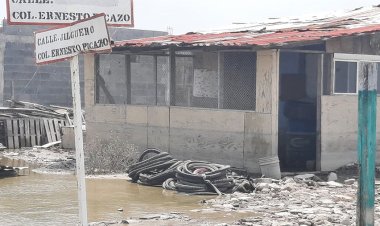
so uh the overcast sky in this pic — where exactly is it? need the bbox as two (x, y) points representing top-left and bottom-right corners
(1, 0), (380, 34)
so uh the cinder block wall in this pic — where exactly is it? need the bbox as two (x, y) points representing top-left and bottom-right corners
(0, 20), (166, 106)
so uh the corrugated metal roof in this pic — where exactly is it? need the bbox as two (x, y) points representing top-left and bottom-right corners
(114, 5), (380, 49)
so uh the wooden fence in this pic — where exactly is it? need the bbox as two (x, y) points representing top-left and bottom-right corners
(5, 118), (68, 149)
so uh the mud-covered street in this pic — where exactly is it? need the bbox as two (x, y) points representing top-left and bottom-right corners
(1, 148), (379, 226)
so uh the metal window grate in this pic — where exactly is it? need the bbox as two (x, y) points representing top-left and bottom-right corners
(130, 55), (156, 105)
(96, 51), (257, 111)
(222, 52), (256, 111)
(96, 54), (127, 104)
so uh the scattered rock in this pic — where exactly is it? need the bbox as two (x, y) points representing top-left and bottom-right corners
(334, 195), (353, 202)
(326, 181), (344, 188)
(283, 177), (296, 184)
(255, 183), (269, 191)
(268, 183), (281, 191)
(117, 208), (123, 212)
(327, 172), (338, 181)
(344, 179), (355, 185)
(223, 204), (234, 209)
(255, 178), (273, 183)
(305, 180), (317, 187)
(294, 174), (315, 180)
(281, 184), (294, 191)
(317, 182), (328, 186)
(139, 214), (161, 220)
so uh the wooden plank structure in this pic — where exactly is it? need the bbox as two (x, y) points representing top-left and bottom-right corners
(5, 118), (68, 149)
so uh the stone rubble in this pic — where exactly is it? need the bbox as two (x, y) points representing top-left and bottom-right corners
(199, 174), (380, 226)
(327, 172), (338, 181)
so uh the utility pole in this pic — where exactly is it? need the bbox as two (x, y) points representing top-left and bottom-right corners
(357, 62), (377, 226)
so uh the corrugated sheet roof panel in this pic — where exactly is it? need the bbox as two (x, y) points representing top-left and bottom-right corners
(114, 5), (380, 49)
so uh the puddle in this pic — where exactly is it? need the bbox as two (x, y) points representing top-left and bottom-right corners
(0, 156), (35, 175)
(0, 169), (254, 225)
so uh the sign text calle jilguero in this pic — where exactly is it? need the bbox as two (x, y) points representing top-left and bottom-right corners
(34, 14), (111, 65)
(7, 0), (134, 27)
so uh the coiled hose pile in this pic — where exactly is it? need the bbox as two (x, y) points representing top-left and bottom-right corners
(172, 160), (235, 195)
(127, 148), (179, 185)
(128, 148), (251, 195)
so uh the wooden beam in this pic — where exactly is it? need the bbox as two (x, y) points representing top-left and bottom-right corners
(271, 50), (280, 156)
(316, 54), (323, 171)
(357, 62), (377, 226)
(6, 119), (14, 149)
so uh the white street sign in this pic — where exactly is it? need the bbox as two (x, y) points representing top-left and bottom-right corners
(35, 14), (111, 65)
(7, 0), (133, 27)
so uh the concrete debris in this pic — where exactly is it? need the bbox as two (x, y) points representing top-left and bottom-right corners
(89, 220), (129, 226)
(138, 213), (189, 221)
(254, 178), (273, 184)
(283, 177), (296, 184)
(327, 172), (338, 181)
(294, 173), (315, 180)
(198, 175), (380, 226)
(344, 178), (356, 185)
(326, 181), (344, 188)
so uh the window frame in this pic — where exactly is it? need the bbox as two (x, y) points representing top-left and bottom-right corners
(333, 53), (380, 95)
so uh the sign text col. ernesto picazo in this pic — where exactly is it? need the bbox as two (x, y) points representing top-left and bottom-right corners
(7, 0), (133, 26)
(35, 14), (111, 65)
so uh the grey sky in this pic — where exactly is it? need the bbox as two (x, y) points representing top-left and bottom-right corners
(1, 0), (380, 34)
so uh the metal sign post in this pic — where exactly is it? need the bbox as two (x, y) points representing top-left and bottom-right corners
(70, 55), (88, 226)
(357, 62), (377, 226)
(33, 14), (112, 225)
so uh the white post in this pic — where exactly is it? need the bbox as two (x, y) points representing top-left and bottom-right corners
(70, 55), (88, 226)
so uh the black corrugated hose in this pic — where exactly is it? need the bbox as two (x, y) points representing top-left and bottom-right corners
(127, 149), (237, 195)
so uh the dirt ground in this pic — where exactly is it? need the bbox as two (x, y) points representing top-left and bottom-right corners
(2, 148), (380, 226)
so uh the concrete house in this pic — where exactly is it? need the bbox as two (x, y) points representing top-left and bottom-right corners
(83, 6), (380, 173)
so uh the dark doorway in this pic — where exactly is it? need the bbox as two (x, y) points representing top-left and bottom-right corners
(278, 52), (320, 171)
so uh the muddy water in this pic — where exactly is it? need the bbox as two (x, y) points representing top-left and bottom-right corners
(0, 158), (252, 225)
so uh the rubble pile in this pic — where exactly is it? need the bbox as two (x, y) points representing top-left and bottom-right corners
(198, 174), (380, 225)
(127, 148), (253, 195)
